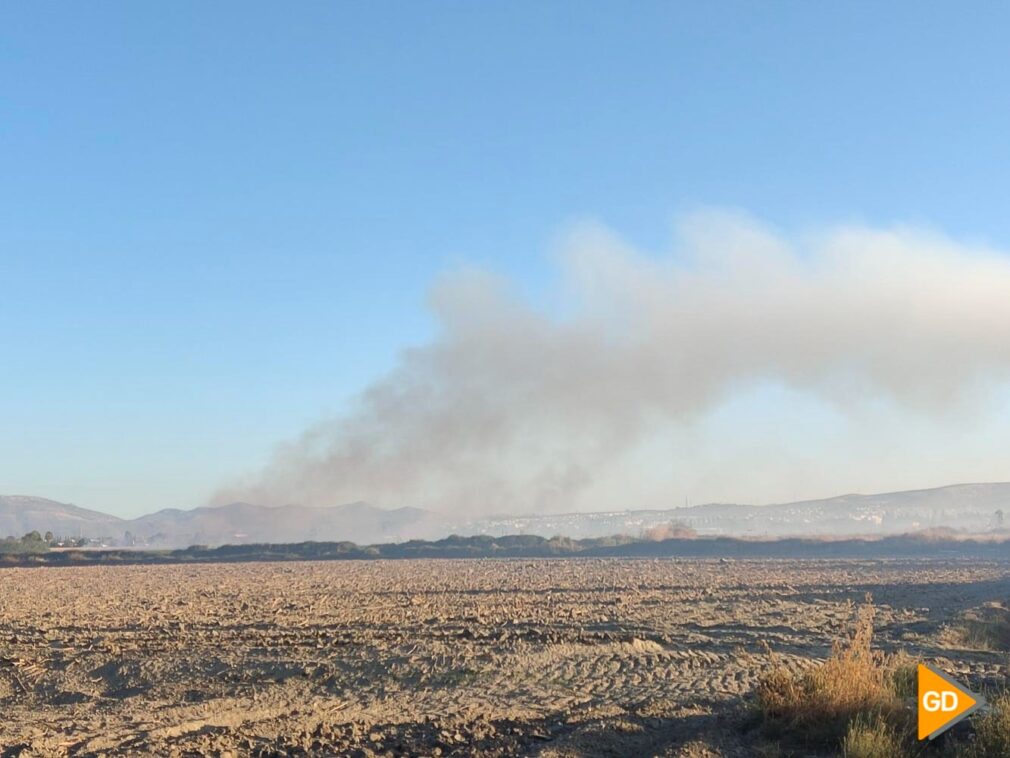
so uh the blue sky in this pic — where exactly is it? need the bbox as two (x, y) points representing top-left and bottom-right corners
(4, 3), (1010, 516)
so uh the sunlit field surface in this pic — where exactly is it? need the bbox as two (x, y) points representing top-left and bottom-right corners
(1, 559), (1007, 756)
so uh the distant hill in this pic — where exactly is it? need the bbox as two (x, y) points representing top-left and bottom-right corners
(0, 496), (443, 547)
(0, 496), (123, 538)
(127, 501), (444, 547)
(456, 483), (1010, 538)
(2, 482), (1008, 547)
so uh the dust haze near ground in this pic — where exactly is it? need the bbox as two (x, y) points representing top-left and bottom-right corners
(215, 212), (1010, 515)
(2, 558), (1007, 756)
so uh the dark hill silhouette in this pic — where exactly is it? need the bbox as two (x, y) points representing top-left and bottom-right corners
(1, 530), (1007, 568)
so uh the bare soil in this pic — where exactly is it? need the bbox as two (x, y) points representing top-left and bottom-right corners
(1, 558), (1007, 757)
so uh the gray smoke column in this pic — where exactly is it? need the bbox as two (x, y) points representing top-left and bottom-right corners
(213, 211), (1010, 513)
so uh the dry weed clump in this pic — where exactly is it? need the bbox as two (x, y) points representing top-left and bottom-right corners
(755, 596), (915, 750)
(958, 692), (1010, 758)
(955, 604), (1010, 652)
(841, 713), (911, 758)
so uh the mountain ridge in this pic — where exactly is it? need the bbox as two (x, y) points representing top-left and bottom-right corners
(3, 481), (1008, 547)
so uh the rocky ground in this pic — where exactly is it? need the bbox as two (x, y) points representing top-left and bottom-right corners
(0, 558), (1007, 756)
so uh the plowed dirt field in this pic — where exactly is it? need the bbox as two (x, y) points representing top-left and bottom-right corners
(1, 559), (1007, 756)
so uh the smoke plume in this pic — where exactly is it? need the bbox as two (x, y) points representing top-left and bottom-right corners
(214, 211), (1010, 513)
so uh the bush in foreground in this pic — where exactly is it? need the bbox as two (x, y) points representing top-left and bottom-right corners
(955, 604), (1010, 652)
(756, 596), (915, 750)
(960, 693), (1010, 757)
(755, 596), (918, 753)
(755, 595), (1010, 757)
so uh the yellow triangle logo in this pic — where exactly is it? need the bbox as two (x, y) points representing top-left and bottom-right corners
(918, 663), (985, 740)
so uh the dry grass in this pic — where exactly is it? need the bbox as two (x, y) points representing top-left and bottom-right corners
(955, 603), (1010, 652)
(641, 520), (697, 541)
(958, 693), (1010, 758)
(842, 713), (912, 758)
(755, 595), (915, 750)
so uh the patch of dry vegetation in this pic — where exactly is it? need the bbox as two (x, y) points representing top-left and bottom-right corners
(954, 603), (1010, 652)
(841, 713), (910, 758)
(755, 596), (916, 753)
(756, 596), (1010, 757)
(641, 520), (697, 541)
(960, 693), (1010, 757)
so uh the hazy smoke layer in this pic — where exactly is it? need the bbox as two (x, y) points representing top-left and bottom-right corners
(215, 211), (1010, 513)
